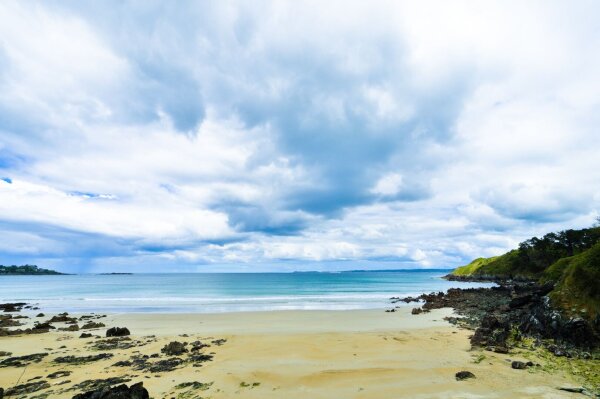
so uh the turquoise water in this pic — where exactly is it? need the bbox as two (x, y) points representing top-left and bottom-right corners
(0, 271), (493, 313)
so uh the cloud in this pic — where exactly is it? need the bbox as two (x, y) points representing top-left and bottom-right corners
(0, 1), (599, 271)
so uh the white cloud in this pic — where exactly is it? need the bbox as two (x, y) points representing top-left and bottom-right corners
(0, 1), (599, 271)
(371, 173), (403, 196)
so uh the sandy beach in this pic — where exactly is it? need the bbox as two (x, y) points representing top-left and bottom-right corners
(0, 308), (582, 399)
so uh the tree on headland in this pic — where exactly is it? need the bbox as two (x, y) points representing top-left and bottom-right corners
(0, 264), (65, 275)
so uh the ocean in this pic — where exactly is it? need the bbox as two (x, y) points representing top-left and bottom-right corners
(0, 270), (493, 313)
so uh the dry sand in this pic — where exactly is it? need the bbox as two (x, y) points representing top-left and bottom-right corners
(0, 308), (582, 398)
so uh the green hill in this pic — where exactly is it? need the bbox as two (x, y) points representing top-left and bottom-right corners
(449, 225), (600, 320)
(548, 242), (600, 319)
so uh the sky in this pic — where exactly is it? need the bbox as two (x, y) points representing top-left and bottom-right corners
(0, 1), (599, 273)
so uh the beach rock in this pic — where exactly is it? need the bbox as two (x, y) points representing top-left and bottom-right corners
(82, 321), (106, 330)
(54, 353), (113, 364)
(59, 324), (80, 332)
(511, 361), (528, 369)
(5, 380), (50, 396)
(0, 302), (26, 312)
(80, 333), (93, 338)
(189, 353), (213, 366)
(411, 308), (423, 315)
(509, 294), (533, 309)
(72, 381), (148, 399)
(399, 296), (420, 303)
(49, 313), (78, 323)
(48, 370), (72, 379)
(0, 353), (48, 368)
(492, 345), (510, 354)
(455, 371), (476, 380)
(36, 313), (45, 317)
(130, 356), (184, 373)
(471, 314), (510, 348)
(0, 314), (24, 327)
(106, 327), (130, 337)
(0, 387), (3, 399)
(0, 351), (11, 357)
(113, 360), (132, 367)
(190, 341), (210, 351)
(34, 321), (56, 330)
(557, 386), (586, 393)
(149, 357), (184, 372)
(90, 337), (138, 350)
(161, 341), (187, 356)
(71, 377), (132, 393)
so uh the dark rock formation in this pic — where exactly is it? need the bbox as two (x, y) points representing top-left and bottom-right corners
(71, 377), (131, 393)
(48, 370), (72, 379)
(113, 360), (133, 367)
(404, 282), (599, 354)
(89, 337), (140, 350)
(5, 380), (50, 396)
(0, 353), (48, 368)
(82, 321), (106, 329)
(106, 327), (130, 337)
(0, 303), (26, 312)
(80, 333), (93, 338)
(190, 341), (210, 352)
(0, 314), (24, 327)
(59, 324), (80, 332)
(128, 355), (184, 373)
(511, 361), (529, 369)
(189, 353), (213, 366)
(35, 320), (56, 329)
(161, 341), (187, 356)
(54, 353), (113, 364)
(470, 314), (510, 348)
(455, 371), (476, 380)
(49, 313), (78, 323)
(72, 381), (148, 399)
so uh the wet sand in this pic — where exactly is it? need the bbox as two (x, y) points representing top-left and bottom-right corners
(0, 308), (581, 398)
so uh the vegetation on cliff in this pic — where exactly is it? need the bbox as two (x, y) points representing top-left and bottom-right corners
(449, 224), (600, 320)
(0, 265), (65, 275)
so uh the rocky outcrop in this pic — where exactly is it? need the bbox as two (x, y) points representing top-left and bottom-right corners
(455, 371), (475, 380)
(0, 353), (48, 368)
(82, 322), (106, 329)
(72, 381), (149, 399)
(398, 282), (599, 354)
(48, 313), (78, 323)
(106, 327), (130, 337)
(54, 353), (113, 364)
(0, 303), (26, 312)
(88, 337), (144, 350)
(161, 341), (188, 356)
(48, 370), (72, 379)
(4, 381), (49, 396)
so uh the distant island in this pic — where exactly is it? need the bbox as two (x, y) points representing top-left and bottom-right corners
(99, 272), (133, 275)
(0, 264), (66, 275)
